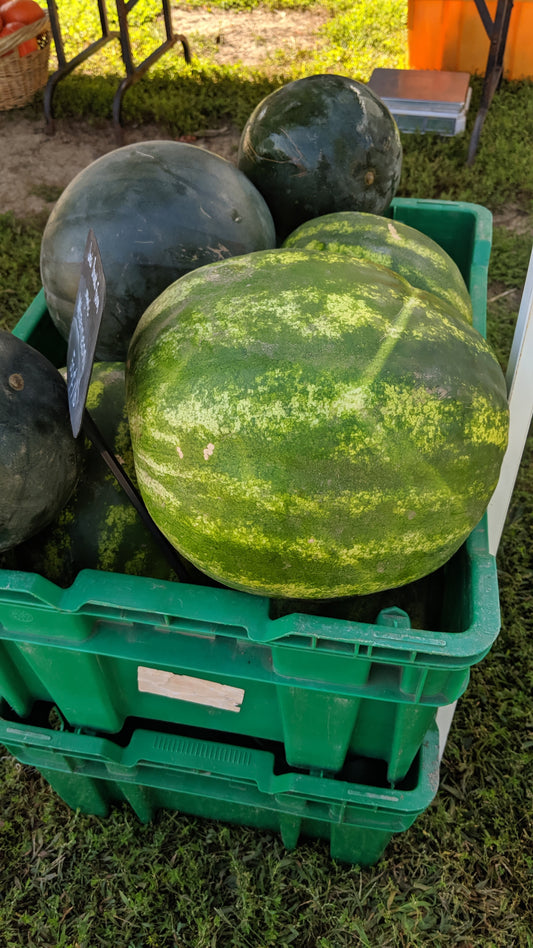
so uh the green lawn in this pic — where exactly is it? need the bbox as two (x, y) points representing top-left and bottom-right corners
(0, 1), (532, 945)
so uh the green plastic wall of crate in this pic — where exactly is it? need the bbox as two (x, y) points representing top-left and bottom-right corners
(0, 706), (441, 867)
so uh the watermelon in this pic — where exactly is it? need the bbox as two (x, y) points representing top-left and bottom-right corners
(40, 141), (276, 361)
(126, 249), (508, 600)
(13, 362), (177, 586)
(0, 331), (81, 553)
(282, 211), (473, 324)
(237, 74), (402, 242)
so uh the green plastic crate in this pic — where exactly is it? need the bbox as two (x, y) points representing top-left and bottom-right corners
(0, 703), (441, 867)
(0, 198), (499, 784)
(0, 518), (498, 782)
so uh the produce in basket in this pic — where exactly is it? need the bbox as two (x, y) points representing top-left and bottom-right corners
(13, 362), (177, 585)
(0, 0), (44, 55)
(0, 2), (49, 110)
(237, 74), (402, 242)
(0, 22), (37, 57)
(126, 248), (509, 599)
(282, 211), (473, 324)
(0, 331), (81, 553)
(40, 141), (276, 362)
(0, 1), (45, 24)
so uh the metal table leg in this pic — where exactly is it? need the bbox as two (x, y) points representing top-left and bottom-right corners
(45, 0), (119, 135)
(113, 0), (191, 144)
(44, 0), (190, 141)
(467, 0), (514, 165)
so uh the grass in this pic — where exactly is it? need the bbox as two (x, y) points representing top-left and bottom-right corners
(1, 0), (533, 945)
(400, 78), (533, 212)
(0, 213), (43, 331)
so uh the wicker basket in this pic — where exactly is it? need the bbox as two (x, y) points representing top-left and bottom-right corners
(0, 15), (51, 111)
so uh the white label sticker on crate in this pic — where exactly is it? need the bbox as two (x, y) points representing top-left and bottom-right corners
(137, 667), (244, 712)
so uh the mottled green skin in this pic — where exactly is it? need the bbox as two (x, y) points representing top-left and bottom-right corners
(283, 211), (473, 324)
(126, 249), (508, 599)
(15, 363), (176, 586)
(41, 141), (276, 361)
(237, 74), (402, 242)
(0, 331), (81, 553)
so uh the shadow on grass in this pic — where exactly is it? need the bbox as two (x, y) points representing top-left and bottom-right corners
(43, 66), (284, 136)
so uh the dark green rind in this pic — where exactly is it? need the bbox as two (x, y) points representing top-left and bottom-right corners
(40, 141), (276, 361)
(0, 332), (81, 553)
(282, 211), (473, 324)
(126, 249), (508, 599)
(14, 363), (177, 587)
(237, 74), (402, 243)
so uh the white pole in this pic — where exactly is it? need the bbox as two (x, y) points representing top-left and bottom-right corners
(438, 244), (533, 762)
(487, 245), (533, 556)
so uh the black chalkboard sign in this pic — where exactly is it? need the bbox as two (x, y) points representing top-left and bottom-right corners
(67, 229), (105, 438)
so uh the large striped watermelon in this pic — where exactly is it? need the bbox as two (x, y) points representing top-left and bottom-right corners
(282, 211), (473, 324)
(126, 249), (509, 599)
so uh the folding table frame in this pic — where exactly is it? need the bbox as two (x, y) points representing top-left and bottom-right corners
(467, 0), (514, 163)
(44, 0), (191, 143)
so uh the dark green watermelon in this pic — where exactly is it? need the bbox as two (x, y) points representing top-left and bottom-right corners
(237, 74), (402, 242)
(40, 141), (276, 361)
(0, 331), (81, 553)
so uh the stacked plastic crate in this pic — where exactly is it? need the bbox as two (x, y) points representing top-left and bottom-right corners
(0, 199), (501, 866)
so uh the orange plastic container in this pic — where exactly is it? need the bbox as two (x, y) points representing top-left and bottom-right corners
(408, 0), (533, 79)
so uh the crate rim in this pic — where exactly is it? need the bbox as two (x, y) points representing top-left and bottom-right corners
(0, 511), (500, 668)
(0, 711), (441, 814)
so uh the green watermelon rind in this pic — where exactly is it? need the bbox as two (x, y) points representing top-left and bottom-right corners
(0, 331), (81, 553)
(237, 74), (403, 242)
(282, 211), (474, 325)
(126, 249), (508, 600)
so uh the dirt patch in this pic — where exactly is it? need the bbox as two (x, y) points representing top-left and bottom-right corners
(0, 112), (241, 219)
(0, 3), (330, 220)
(492, 206), (533, 236)
(170, 4), (329, 68)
